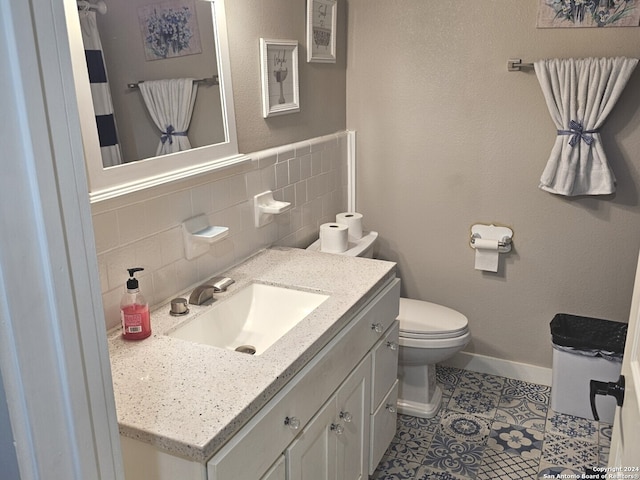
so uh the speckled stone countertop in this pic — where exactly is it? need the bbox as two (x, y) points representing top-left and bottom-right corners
(108, 247), (396, 463)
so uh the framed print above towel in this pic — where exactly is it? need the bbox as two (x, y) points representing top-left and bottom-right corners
(307, 0), (337, 62)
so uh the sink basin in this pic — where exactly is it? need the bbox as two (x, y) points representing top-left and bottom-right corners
(168, 283), (329, 355)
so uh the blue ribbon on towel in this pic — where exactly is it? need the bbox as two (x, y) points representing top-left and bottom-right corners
(161, 125), (187, 145)
(557, 120), (597, 147)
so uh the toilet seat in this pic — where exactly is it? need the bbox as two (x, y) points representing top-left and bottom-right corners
(397, 297), (469, 339)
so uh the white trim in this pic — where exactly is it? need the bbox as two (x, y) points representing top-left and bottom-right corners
(440, 351), (553, 386)
(347, 130), (357, 212)
(0, 0), (123, 478)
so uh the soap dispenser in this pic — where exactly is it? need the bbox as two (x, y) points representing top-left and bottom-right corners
(120, 267), (151, 340)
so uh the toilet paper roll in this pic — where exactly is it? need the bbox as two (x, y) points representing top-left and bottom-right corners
(474, 239), (500, 272)
(320, 223), (349, 253)
(336, 212), (363, 240)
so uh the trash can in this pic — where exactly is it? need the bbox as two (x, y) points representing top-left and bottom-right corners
(550, 313), (627, 424)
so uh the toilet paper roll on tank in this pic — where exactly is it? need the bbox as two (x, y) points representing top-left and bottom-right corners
(319, 212), (365, 253)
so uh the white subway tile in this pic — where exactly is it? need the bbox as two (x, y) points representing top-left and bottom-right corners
(212, 178), (231, 212)
(275, 161), (289, 189)
(93, 210), (120, 253)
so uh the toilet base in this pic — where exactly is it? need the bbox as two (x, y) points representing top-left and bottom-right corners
(397, 385), (442, 419)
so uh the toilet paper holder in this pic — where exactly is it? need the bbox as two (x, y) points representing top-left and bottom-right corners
(470, 224), (513, 253)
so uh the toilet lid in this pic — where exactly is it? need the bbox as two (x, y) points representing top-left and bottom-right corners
(397, 297), (469, 339)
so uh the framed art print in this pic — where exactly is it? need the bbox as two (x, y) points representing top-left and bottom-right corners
(260, 39), (300, 118)
(138, 0), (202, 61)
(307, 0), (337, 63)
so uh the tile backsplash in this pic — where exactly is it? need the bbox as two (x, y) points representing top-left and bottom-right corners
(93, 132), (349, 330)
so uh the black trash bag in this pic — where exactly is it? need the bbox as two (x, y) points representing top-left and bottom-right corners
(550, 313), (627, 354)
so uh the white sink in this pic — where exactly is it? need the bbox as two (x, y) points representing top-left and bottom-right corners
(168, 283), (329, 355)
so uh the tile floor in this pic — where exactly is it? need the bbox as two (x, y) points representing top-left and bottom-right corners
(372, 366), (612, 479)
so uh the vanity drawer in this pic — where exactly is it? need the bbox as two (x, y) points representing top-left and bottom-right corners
(371, 321), (399, 413)
(369, 380), (399, 475)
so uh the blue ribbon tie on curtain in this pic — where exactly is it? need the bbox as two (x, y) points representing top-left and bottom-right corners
(161, 125), (187, 145)
(557, 120), (597, 147)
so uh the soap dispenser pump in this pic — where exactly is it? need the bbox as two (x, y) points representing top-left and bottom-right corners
(120, 267), (151, 340)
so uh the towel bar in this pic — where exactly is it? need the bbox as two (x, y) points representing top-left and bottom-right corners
(127, 76), (219, 89)
(508, 59), (534, 72)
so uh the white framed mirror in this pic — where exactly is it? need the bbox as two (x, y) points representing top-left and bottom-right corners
(66, 0), (248, 203)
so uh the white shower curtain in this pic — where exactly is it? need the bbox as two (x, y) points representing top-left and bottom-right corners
(534, 57), (637, 196)
(79, 10), (122, 167)
(138, 79), (198, 156)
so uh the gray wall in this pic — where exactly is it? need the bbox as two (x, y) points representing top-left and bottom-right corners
(347, 0), (640, 368)
(225, 0), (347, 153)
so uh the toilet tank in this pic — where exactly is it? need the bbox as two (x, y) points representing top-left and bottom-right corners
(306, 231), (378, 258)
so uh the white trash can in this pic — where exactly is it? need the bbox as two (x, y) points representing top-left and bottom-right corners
(550, 314), (626, 425)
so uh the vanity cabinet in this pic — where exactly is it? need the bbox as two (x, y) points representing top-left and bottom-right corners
(286, 356), (371, 480)
(121, 277), (400, 480)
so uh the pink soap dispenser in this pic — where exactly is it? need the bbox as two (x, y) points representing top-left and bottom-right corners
(120, 267), (151, 340)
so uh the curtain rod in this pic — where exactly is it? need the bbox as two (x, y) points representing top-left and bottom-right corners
(77, 0), (107, 15)
(127, 76), (220, 89)
(508, 59), (534, 72)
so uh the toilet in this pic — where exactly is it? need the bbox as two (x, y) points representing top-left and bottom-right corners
(307, 230), (470, 418)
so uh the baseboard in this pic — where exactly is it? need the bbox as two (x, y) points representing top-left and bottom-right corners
(440, 352), (552, 386)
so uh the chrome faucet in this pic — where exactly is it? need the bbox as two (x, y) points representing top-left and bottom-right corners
(188, 277), (235, 305)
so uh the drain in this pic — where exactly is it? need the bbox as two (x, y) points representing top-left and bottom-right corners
(235, 345), (256, 355)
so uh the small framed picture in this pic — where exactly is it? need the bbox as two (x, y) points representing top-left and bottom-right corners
(306, 0), (337, 63)
(260, 39), (300, 118)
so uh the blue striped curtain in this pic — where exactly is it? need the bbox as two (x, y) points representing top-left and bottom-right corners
(79, 10), (122, 167)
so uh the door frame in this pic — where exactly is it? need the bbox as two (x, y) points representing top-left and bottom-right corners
(0, 0), (123, 478)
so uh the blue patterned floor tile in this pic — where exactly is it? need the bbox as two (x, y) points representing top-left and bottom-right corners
(495, 395), (548, 431)
(599, 445), (610, 467)
(449, 386), (500, 419)
(598, 422), (612, 446)
(540, 433), (598, 470)
(387, 431), (432, 463)
(436, 365), (464, 386)
(502, 378), (551, 404)
(487, 420), (544, 459)
(457, 370), (505, 393)
(371, 456), (423, 479)
(546, 411), (598, 442)
(397, 412), (442, 437)
(439, 410), (491, 443)
(476, 446), (539, 479)
(415, 465), (472, 480)
(422, 432), (485, 478)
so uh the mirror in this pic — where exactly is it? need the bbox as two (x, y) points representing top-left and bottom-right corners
(66, 0), (247, 202)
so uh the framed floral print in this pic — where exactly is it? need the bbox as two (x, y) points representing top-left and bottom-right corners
(138, 0), (202, 61)
(260, 39), (300, 118)
(307, 0), (337, 63)
(537, 0), (640, 28)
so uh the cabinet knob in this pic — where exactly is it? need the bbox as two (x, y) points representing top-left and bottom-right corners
(385, 403), (397, 414)
(330, 423), (344, 435)
(371, 322), (384, 333)
(284, 416), (301, 430)
(339, 411), (353, 423)
(386, 341), (398, 351)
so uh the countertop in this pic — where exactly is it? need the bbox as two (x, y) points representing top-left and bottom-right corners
(108, 247), (396, 463)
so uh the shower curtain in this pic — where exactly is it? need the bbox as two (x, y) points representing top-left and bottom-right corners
(534, 57), (637, 196)
(138, 79), (198, 156)
(78, 10), (122, 167)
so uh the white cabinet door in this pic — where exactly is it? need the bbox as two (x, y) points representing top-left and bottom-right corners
(261, 456), (286, 480)
(286, 398), (338, 480)
(336, 357), (371, 480)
